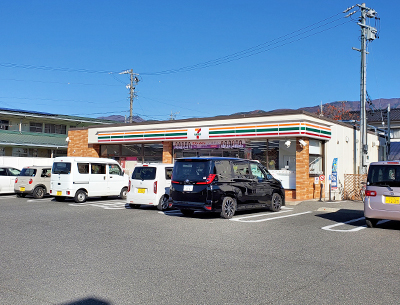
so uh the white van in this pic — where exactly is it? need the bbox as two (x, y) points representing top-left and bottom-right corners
(50, 157), (129, 203)
(127, 163), (173, 210)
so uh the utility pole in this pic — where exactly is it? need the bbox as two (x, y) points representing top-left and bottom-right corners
(119, 69), (139, 123)
(346, 3), (379, 173)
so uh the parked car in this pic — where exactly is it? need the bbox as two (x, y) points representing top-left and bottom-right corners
(127, 163), (173, 210)
(50, 157), (129, 203)
(0, 166), (21, 194)
(364, 160), (400, 228)
(14, 166), (52, 199)
(169, 157), (285, 219)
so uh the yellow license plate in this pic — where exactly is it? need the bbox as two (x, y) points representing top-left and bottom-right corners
(56, 191), (62, 196)
(385, 196), (400, 204)
(20, 187), (25, 192)
(137, 188), (146, 194)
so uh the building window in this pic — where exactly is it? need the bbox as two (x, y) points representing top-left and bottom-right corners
(30, 122), (43, 133)
(44, 124), (67, 134)
(0, 120), (9, 130)
(309, 140), (323, 175)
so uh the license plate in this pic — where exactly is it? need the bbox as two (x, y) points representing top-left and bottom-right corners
(385, 196), (400, 204)
(183, 185), (193, 192)
(137, 188), (146, 194)
(56, 191), (62, 196)
(20, 187), (25, 192)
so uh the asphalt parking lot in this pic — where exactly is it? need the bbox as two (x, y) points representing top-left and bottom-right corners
(1, 194), (400, 305)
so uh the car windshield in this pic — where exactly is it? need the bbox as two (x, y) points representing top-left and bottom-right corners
(52, 162), (71, 174)
(173, 160), (212, 182)
(367, 164), (400, 187)
(132, 167), (156, 180)
(20, 168), (37, 177)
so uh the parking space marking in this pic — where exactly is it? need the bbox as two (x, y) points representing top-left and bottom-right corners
(0, 195), (17, 200)
(68, 201), (127, 210)
(321, 217), (390, 232)
(230, 211), (312, 223)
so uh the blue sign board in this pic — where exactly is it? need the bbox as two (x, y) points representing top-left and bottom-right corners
(331, 158), (338, 189)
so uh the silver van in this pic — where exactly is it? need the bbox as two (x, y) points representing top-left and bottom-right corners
(14, 166), (52, 199)
(364, 161), (400, 227)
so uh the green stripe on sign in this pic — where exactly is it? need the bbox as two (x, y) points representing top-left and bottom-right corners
(209, 130), (234, 135)
(279, 127), (300, 132)
(256, 128), (279, 132)
(236, 129), (256, 134)
(123, 134), (143, 139)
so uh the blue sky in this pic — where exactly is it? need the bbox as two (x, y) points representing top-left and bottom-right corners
(0, 1), (397, 120)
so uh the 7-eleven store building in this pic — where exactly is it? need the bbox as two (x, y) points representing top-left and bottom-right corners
(67, 110), (380, 200)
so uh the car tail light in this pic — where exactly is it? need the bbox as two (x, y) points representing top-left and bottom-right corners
(15, 178), (18, 183)
(154, 181), (158, 194)
(67, 191), (70, 195)
(50, 190), (52, 194)
(29, 179), (33, 184)
(128, 179), (131, 192)
(365, 190), (376, 197)
(197, 174), (217, 185)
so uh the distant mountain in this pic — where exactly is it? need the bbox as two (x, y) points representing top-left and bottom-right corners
(230, 98), (400, 117)
(297, 98), (400, 113)
(97, 115), (145, 123)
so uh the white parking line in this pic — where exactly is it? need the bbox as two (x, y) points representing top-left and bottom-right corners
(68, 201), (127, 209)
(230, 211), (312, 223)
(321, 217), (390, 232)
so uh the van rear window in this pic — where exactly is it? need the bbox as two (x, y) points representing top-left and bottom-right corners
(132, 167), (156, 180)
(52, 162), (71, 174)
(368, 165), (400, 187)
(172, 160), (211, 182)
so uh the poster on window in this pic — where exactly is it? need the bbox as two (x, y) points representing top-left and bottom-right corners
(173, 140), (246, 150)
(331, 158), (338, 189)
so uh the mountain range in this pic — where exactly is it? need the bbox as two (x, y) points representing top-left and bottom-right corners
(98, 98), (400, 122)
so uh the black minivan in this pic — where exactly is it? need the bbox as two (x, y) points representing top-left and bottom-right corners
(169, 157), (285, 219)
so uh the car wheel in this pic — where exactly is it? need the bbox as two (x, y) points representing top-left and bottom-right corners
(120, 187), (128, 199)
(55, 196), (66, 202)
(270, 193), (282, 212)
(365, 218), (379, 228)
(180, 209), (195, 217)
(16, 193), (27, 198)
(157, 195), (169, 211)
(129, 204), (141, 208)
(74, 190), (87, 203)
(220, 196), (237, 219)
(33, 186), (45, 199)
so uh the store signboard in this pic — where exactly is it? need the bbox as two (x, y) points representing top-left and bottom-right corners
(173, 139), (246, 150)
(331, 158), (338, 189)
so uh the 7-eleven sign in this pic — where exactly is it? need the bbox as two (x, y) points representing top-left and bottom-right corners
(188, 127), (209, 140)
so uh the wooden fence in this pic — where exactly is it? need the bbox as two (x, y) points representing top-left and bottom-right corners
(343, 174), (367, 201)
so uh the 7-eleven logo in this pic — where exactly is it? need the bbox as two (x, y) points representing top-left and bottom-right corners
(188, 127), (209, 140)
(194, 128), (201, 139)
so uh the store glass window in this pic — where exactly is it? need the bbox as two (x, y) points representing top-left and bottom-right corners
(249, 140), (280, 170)
(101, 145), (121, 157)
(121, 144), (142, 157)
(143, 144), (163, 162)
(309, 140), (323, 175)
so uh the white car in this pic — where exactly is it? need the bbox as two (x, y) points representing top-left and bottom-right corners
(127, 163), (173, 211)
(0, 166), (21, 194)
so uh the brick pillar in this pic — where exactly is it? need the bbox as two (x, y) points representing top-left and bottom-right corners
(67, 129), (100, 158)
(163, 141), (173, 164)
(295, 137), (313, 200)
